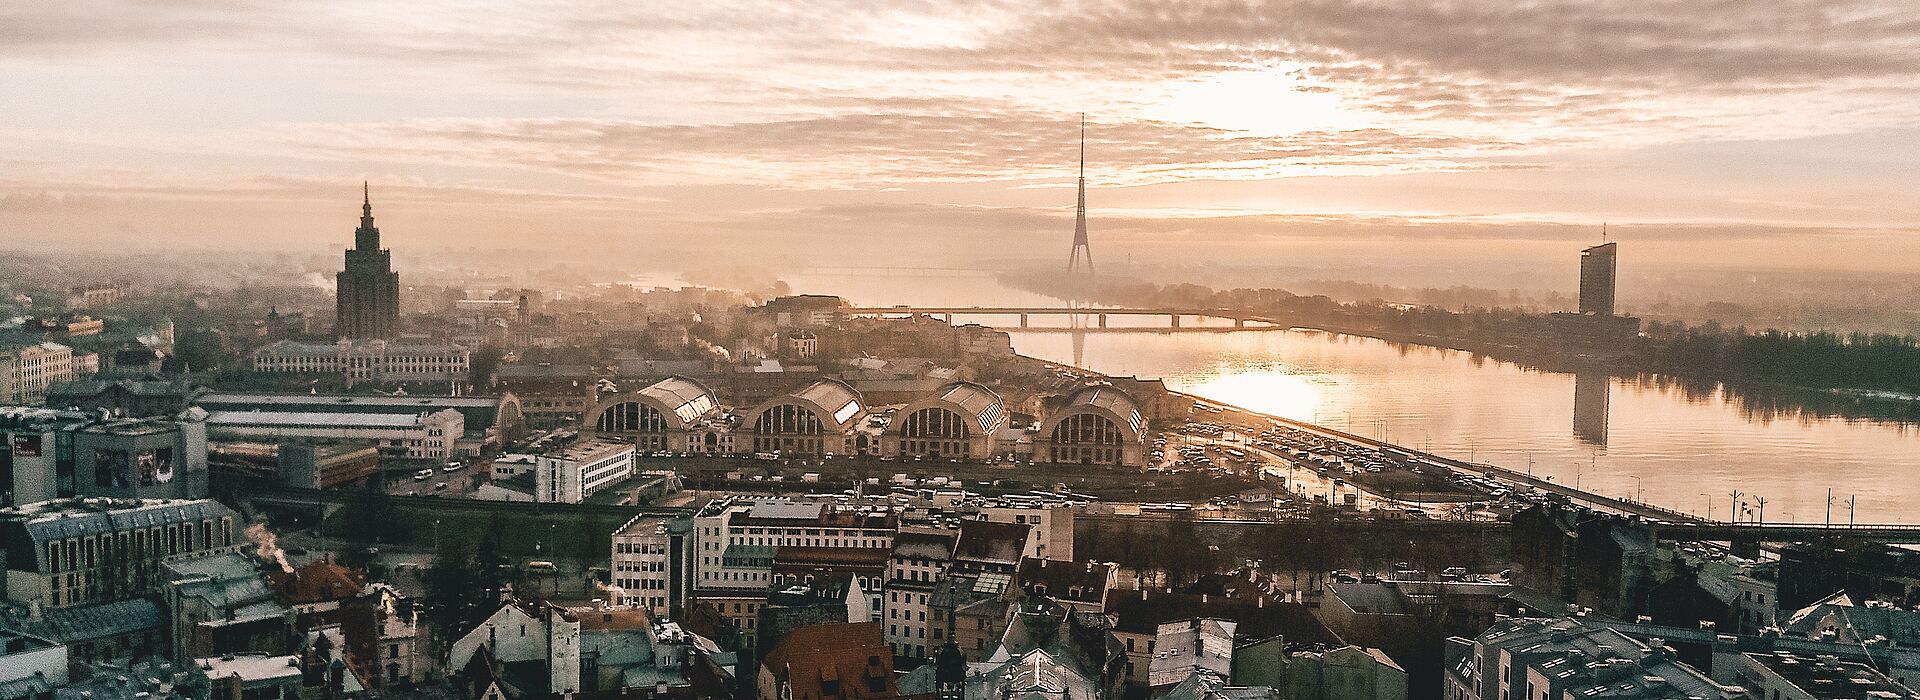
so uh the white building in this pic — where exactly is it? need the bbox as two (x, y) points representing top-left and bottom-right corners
(611, 516), (678, 616)
(884, 528), (958, 659)
(1147, 618), (1237, 690)
(249, 339), (470, 383)
(205, 408), (464, 460)
(533, 438), (635, 504)
(1, 342), (76, 404)
(0, 629), (67, 694)
(491, 453), (537, 479)
(974, 502), (1073, 562)
(693, 497), (896, 595)
(447, 598), (581, 697)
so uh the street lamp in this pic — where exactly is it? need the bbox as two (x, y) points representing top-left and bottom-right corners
(1629, 476), (1643, 503)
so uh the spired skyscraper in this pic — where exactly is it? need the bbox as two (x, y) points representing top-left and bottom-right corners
(335, 183), (400, 339)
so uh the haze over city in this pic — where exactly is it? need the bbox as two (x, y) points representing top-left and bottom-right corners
(4, 6), (1920, 700)
(6, 1), (1920, 277)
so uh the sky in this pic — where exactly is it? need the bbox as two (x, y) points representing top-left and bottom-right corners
(4, 0), (1919, 278)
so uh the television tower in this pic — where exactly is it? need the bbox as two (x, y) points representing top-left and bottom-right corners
(1066, 115), (1095, 274)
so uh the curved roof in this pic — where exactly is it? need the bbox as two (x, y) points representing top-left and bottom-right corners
(636, 376), (719, 426)
(1042, 384), (1146, 437)
(887, 381), (1007, 436)
(590, 376), (719, 431)
(753, 379), (865, 431)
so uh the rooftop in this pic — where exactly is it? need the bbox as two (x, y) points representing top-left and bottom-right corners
(206, 409), (452, 429)
(1744, 650), (1920, 700)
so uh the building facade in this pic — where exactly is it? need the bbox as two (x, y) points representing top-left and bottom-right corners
(1033, 384), (1148, 467)
(249, 339), (470, 384)
(1, 342), (77, 404)
(533, 438), (635, 504)
(880, 381), (1007, 461)
(590, 376), (723, 452)
(336, 184), (401, 339)
(1578, 242), (1618, 316)
(0, 498), (241, 609)
(205, 408), (464, 460)
(610, 515), (693, 617)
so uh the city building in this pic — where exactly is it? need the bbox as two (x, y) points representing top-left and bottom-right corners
(1733, 649), (1920, 700)
(761, 295), (846, 328)
(951, 519), (1030, 575)
(755, 622), (897, 700)
(276, 442), (383, 489)
(205, 408), (463, 460)
(248, 339), (470, 384)
(784, 330), (819, 360)
(591, 376), (724, 452)
(1444, 617), (1739, 700)
(65, 281), (131, 310)
(744, 379), (870, 457)
(1033, 384), (1147, 467)
(162, 552), (292, 662)
(492, 363), (600, 429)
(336, 184), (400, 339)
(1147, 618), (1236, 691)
(772, 547), (886, 621)
(927, 571), (1012, 663)
(447, 598), (582, 697)
(1, 407), (211, 506)
(1232, 637), (1408, 700)
(194, 391), (521, 455)
(533, 437), (635, 503)
(1781, 591), (1920, 662)
(971, 501), (1074, 561)
(1, 342), (76, 404)
(73, 412), (211, 500)
(884, 528), (958, 660)
(1106, 589), (1333, 689)
(611, 515), (694, 617)
(692, 498), (896, 651)
(44, 377), (202, 418)
(450, 598), (720, 699)
(1579, 242), (1618, 317)
(0, 629), (68, 698)
(0, 497), (241, 609)
(1011, 558), (1114, 614)
(880, 381), (1007, 461)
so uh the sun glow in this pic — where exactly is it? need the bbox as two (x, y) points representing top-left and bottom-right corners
(1183, 369), (1328, 424)
(1149, 67), (1358, 137)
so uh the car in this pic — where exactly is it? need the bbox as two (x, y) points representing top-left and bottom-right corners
(412, 469), (434, 481)
(434, 481), (449, 490)
(442, 464), (463, 473)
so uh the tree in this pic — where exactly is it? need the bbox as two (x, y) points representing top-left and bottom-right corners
(424, 534), (486, 635)
(469, 345), (505, 388)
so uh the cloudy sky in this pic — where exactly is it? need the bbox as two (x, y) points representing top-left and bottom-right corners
(4, 0), (1919, 276)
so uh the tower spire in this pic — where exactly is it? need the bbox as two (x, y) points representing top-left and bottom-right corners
(1067, 114), (1094, 274)
(354, 182), (381, 251)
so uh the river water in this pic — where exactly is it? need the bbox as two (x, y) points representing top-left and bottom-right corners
(782, 272), (1920, 524)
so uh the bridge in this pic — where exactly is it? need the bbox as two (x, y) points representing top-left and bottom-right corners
(801, 266), (996, 277)
(844, 305), (1286, 329)
(1650, 522), (1920, 544)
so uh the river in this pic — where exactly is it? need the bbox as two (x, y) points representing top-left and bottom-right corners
(780, 271), (1920, 525)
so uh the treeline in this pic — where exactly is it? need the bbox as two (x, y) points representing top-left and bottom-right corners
(1006, 272), (1920, 397)
(1639, 322), (1920, 395)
